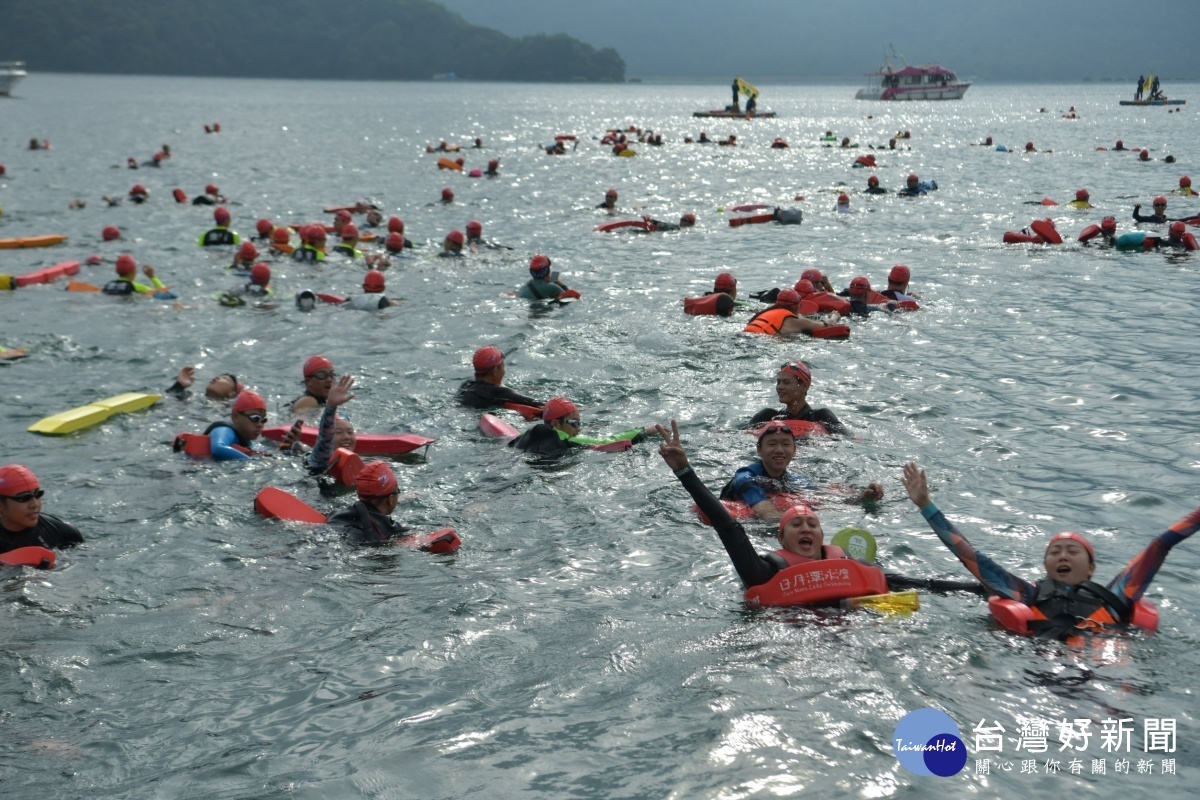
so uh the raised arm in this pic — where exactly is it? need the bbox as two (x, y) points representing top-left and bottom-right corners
(1107, 506), (1200, 602)
(902, 463), (1037, 603)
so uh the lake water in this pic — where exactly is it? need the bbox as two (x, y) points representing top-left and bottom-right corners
(1, 74), (1198, 799)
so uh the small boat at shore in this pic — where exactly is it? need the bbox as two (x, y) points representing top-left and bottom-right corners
(855, 54), (969, 101)
(0, 61), (27, 97)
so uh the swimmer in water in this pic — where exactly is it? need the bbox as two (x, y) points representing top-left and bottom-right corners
(743, 289), (834, 336)
(327, 461), (412, 546)
(167, 367), (243, 400)
(597, 188), (618, 210)
(345, 270), (399, 310)
(228, 241), (259, 272)
(1133, 196), (1185, 223)
(204, 390), (270, 460)
(0, 464), (84, 555)
(1173, 176), (1195, 196)
(386, 217), (414, 249)
(456, 346), (544, 411)
(656, 423), (979, 593)
(281, 374), (360, 491)
(292, 226), (327, 262)
(865, 175), (887, 194)
(440, 230), (465, 257)
(517, 255), (574, 301)
(199, 206), (240, 246)
(902, 462), (1200, 639)
(747, 360), (846, 434)
(508, 397), (655, 457)
(292, 355), (336, 417)
(880, 265), (920, 301)
(1067, 189), (1094, 209)
(718, 422), (882, 520)
(898, 174), (932, 197)
(102, 254), (166, 296)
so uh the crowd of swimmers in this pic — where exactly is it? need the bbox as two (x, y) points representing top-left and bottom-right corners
(4, 111), (1198, 647)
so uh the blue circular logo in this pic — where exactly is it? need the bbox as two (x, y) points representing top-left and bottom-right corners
(893, 708), (967, 777)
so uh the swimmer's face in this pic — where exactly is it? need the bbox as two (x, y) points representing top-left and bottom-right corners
(0, 489), (43, 531)
(778, 511), (823, 559)
(233, 408), (267, 441)
(332, 418), (356, 451)
(756, 431), (796, 477)
(1044, 540), (1095, 586)
(366, 210), (382, 225)
(305, 370), (335, 399)
(205, 375), (239, 400)
(775, 371), (809, 407)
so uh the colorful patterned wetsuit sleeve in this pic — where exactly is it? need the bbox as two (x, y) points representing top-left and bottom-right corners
(1107, 507), (1200, 602)
(306, 403), (338, 473)
(920, 502), (1037, 603)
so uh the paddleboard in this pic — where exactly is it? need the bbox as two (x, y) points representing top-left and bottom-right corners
(0, 234), (68, 250)
(28, 392), (162, 435)
(15, 260), (81, 287)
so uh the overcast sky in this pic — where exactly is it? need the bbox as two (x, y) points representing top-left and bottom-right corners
(438, 0), (1199, 82)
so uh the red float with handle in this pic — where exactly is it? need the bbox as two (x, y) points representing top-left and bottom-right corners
(0, 546), (56, 569)
(744, 559), (889, 608)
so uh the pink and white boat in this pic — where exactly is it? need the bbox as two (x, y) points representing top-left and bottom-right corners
(855, 56), (970, 101)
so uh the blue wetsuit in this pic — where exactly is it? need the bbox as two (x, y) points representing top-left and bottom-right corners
(719, 461), (817, 506)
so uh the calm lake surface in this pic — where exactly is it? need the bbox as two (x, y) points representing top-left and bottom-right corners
(1, 74), (1198, 798)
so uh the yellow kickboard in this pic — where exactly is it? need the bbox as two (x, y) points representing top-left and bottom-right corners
(839, 589), (920, 615)
(28, 392), (162, 435)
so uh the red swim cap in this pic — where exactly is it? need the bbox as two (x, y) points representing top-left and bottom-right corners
(868, 175), (879, 186)
(801, 268), (824, 284)
(441, 187), (454, 200)
(256, 218), (273, 235)
(907, 174), (919, 182)
(341, 224), (358, 240)
(214, 206), (231, 224)
(793, 279), (815, 295)
(1153, 195), (1167, 205)
(231, 390), (266, 413)
(779, 502), (819, 534)
(205, 183), (219, 196)
(102, 225), (121, 241)
(530, 254), (551, 275)
(780, 360), (812, 386)
(849, 276), (871, 294)
(356, 461), (398, 498)
(605, 188), (618, 198)
(1075, 188), (1089, 201)
(488, 160), (499, 170)
(385, 232), (404, 251)
(889, 264), (911, 283)
(466, 220), (483, 236)
(714, 272), (736, 290)
(1140, 150), (1150, 160)
(272, 227), (290, 244)
(1170, 221), (1186, 236)
(1100, 216), (1116, 233)
(388, 216), (404, 233)
(837, 194), (850, 205)
(681, 213), (696, 226)
(1047, 531), (1094, 562)
(472, 345), (504, 372)
(1181, 176), (1192, 188)
(303, 355), (333, 378)
(363, 269), (385, 293)
(238, 241), (258, 260)
(446, 229), (464, 245)
(1115, 140), (1123, 148)
(756, 420), (797, 441)
(115, 254), (137, 276)
(776, 288), (801, 307)
(250, 262), (270, 285)
(542, 397), (578, 422)
(310, 227), (327, 243)
(0, 464), (39, 496)
(130, 183), (147, 196)
(335, 209), (352, 222)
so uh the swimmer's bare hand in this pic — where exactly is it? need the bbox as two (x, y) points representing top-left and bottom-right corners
(902, 462), (931, 508)
(859, 482), (885, 503)
(656, 420), (689, 471)
(177, 366), (196, 388)
(327, 375), (356, 408)
(142, 265), (156, 279)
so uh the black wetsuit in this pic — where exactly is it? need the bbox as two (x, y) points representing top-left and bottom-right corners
(328, 501), (410, 546)
(456, 380), (540, 410)
(747, 404), (845, 435)
(1, 513), (84, 554)
(865, 185), (888, 195)
(200, 228), (238, 246)
(508, 423), (575, 456)
(674, 466), (980, 594)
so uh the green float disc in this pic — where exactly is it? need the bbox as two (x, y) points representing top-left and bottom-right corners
(832, 528), (877, 564)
